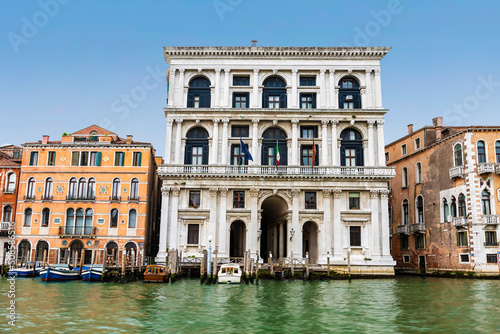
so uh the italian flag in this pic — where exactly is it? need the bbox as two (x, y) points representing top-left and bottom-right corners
(276, 140), (280, 166)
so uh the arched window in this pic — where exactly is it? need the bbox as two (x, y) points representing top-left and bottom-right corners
(26, 177), (35, 199)
(482, 189), (491, 215)
(65, 208), (75, 233)
(112, 178), (121, 200)
(77, 177), (86, 199)
(477, 141), (486, 163)
(106, 241), (119, 265)
(125, 242), (137, 263)
(110, 208), (118, 228)
(6, 172), (16, 192)
(130, 178), (139, 200)
(187, 77), (211, 108)
(402, 199), (409, 225)
(24, 208), (32, 227)
(85, 208), (93, 234)
(184, 127), (209, 165)
(68, 177), (77, 199)
(496, 141), (500, 163)
(458, 194), (467, 217)
(87, 178), (95, 200)
(339, 77), (361, 109)
(340, 128), (363, 166)
(75, 208), (84, 233)
(262, 127), (288, 166)
(128, 209), (137, 228)
(402, 167), (408, 187)
(450, 196), (457, 218)
(44, 177), (53, 200)
(262, 76), (287, 108)
(415, 162), (422, 183)
(416, 196), (424, 223)
(3, 205), (12, 222)
(41, 208), (50, 227)
(454, 144), (463, 166)
(443, 198), (449, 222)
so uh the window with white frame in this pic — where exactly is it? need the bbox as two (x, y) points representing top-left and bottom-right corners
(454, 144), (463, 166)
(402, 167), (408, 188)
(401, 144), (407, 156)
(414, 138), (421, 150)
(6, 172), (16, 192)
(415, 162), (422, 183)
(459, 253), (470, 263)
(416, 195), (424, 223)
(477, 141), (486, 163)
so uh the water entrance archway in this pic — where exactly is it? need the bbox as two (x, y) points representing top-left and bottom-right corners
(260, 196), (288, 260)
(302, 221), (318, 264)
(230, 220), (246, 257)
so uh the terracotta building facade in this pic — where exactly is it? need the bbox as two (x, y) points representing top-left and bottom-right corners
(14, 126), (161, 266)
(386, 117), (500, 275)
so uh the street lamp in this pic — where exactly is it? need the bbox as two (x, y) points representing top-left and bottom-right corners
(208, 234), (212, 278)
(290, 228), (295, 241)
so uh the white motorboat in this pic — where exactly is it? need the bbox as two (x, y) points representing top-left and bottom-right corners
(217, 264), (242, 284)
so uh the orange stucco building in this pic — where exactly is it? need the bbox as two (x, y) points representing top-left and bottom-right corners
(14, 125), (161, 266)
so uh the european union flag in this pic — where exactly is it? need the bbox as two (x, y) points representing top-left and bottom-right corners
(240, 138), (253, 162)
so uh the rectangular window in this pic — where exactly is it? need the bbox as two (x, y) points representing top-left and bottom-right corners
(385, 152), (389, 162)
(231, 145), (246, 166)
(486, 254), (498, 264)
(400, 235), (409, 250)
(403, 255), (410, 263)
(89, 151), (101, 166)
(187, 224), (199, 244)
(300, 126), (317, 138)
(350, 226), (361, 246)
(233, 76), (250, 86)
(233, 93), (248, 108)
(114, 152), (125, 166)
(415, 234), (425, 249)
(71, 152), (79, 166)
(460, 253), (470, 263)
(485, 231), (498, 246)
(189, 191), (200, 208)
(267, 146), (275, 165)
(300, 76), (316, 86)
(29, 151), (38, 166)
(47, 151), (56, 166)
(80, 151), (89, 166)
(415, 138), (421, 150)
(132, 152), (142, 166)
(345, 148), (356, 167)
(192, 147), (203, 165)
(194, 95), (200, 108)
(268, 95), (280, 108)
(305, 192), (316, 209)
(301, 146), (313, 166)
(349, 192), (360, 210)
(300, 93), (314, 109)
(457, 231), (468, 247)
(231, 125), (249, 138)
(233, 191), (245, 208)
(343, 101), (354, 109)
(401, 144), (407, 156)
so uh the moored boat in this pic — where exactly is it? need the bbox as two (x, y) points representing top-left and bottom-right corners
(143, 264), (167, 283)
(217, 264), (242, 284)
(81, 265), (104, 282)
(8, 261), (43, 277)
(40, 265), (81, 281)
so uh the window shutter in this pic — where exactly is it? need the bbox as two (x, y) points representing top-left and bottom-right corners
(315, 144), (319, 166)
(137, 153), (142, 166)
(280, 142), (287, 165)
(246, 92), (250, 107)
(456, 231), (459, 246)
(187, 93), (194, 108)
(71, 152), (79, 166)
(201, 92), (211, 108)
(96, 152), (101, 166)
(356, 146), (364, 166)
(299, 93), (303, 108)
(340, 146), (346, 166)
(232, 93), (236, 108)
(465, 231), (468, 245)
(314, 126), (318, 138)
(185, 145), (192, 165)
(120, 152), (125, 166)
(202, 144), (209, 165)
(262, 144), (269, 166)
(355, 93), (361, 108)
(281, 92), (287, 108)
(312, 93), (317, 108)
(262, 92), (268, 108)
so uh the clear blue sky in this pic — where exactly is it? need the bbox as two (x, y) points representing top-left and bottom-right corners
(1, 0), (500, 154)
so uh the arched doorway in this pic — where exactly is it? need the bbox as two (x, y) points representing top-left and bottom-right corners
(260, 196), (289, 260)
(35, 240), (49, 262)
(106, 241), (119, 265)
(68, 240), (84, 265)
(230, 220), (246, 257)
(125, 242), (137, 265)
(302, 221), (318, 264)
(17, 240), (31, 263)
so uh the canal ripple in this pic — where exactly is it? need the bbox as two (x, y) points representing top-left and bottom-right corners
(1, 277), (500, 333)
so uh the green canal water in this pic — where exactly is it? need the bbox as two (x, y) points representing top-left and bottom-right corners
(1, 277), (500, 333)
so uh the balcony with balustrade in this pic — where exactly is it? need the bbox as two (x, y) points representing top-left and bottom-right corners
(482, 214), (499, 225)
(397, 225), (409, 235)
(449, 166), (464, 179)
(411, 223), (425, 233)
(496, 163), (500, 175)
(58, 226), (97, 238)
(478, 163), (495, 175)
(453, 217), (468, 227)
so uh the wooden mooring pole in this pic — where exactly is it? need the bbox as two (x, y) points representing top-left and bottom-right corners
(306, 252), (310, 279)
(42, 249), (48, 268)
(255, 251), (259, 285)
(79, 249), (85, 276)
(327, 252), (330, 278)
(291, 251), (294, 279)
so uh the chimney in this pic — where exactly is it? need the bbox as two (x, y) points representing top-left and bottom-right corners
(42, 135), (49, 144)
(433, 117), (443, 140)
(126, 135), (133, 144)
(407, 124), (413, 135)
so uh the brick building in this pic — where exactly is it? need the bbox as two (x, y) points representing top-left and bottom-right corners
(386, 117), (500, 275)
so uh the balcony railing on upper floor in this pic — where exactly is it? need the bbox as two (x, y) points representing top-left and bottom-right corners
(397, 225), (409, 235)
(66, 194), (95, 201)
(449, 166), (464, 179)
(411, 223), (425, 233)
(478, 163), (495, 175)
(58, 226), (97, 237)
(482, 214), (499, 225)
(158, 165), (396, 178)
(496, 163), (500, 175)
(453, 217), (468, 227)
(0, 222), (11, 231)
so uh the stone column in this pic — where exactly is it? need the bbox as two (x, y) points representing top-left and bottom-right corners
(165, 119), (174, 164)
(177, 69), (185, 108)
(365, 69), (372, 108)
(168, 68), (176, 106)
(363, 141), (369, 167)
(221, 119), (229, 165)
(380, 190), (392, 260)
(214, 69), (221, 107)
(291, 69), (298, 108)
(319, 69), (326, 108)
(370, 190), (380, 260)
(252, 69), (259, 108)
(291, 189), (301, 255)
(279, 222), (284, 258)
(367, 120), (375, 166)
(174, 119), (183, 164)
(321, 120), (328, 166)
(330, 120), (338, 166)
(323, 190), (332, 256)
(374, 69), (383, 108)
(252, 119), (259, 164)
(377, 120), (385, 166)
(209, 188), (218, 249)
(273, 224), (278, 258)
(169, 188), (180, 251)
(223, 69), (230, 108)
(291, 120), (299, 166)
(212, 119), (220, 164)
(332, 189), (343, 261)
(218, 188), (228, 256)
(249, 188), (259, 255)
(156, 186), (170, 262)
(360, 88), (367, 110)
(330, 70), (339, 109)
